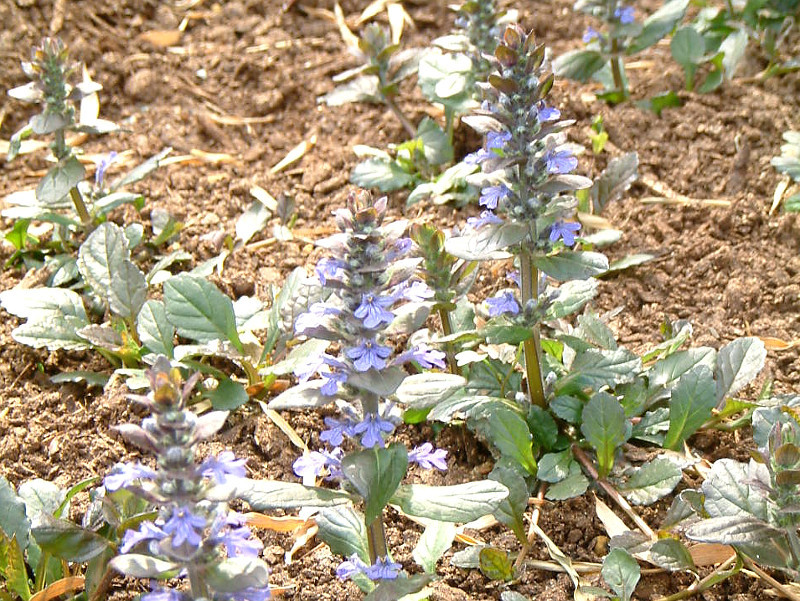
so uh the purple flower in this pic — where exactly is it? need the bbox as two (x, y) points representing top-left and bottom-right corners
(218, 526), (263, 559)
(95, 151), (118, 188)
(163, 506), (206, 549)
(294, 354), (326, 383)
(320, 369), (347, 396)
(104, 462), (157, 492)
(408, 443), (448, 470)
(395, 280), (434, 303)
(345, 339), (392, 372)
(544, 149), (578, 174)
(364, 557), (402, 580)
(320, 417), (354, 446)
(548, 220), (581, 246)
(120, 521), (167, 553)
(353, 413), (395, 448)
(336, 554), (369, 580)
(141, 588), (189, 601)
(293, 448), (344, 480)
(200, 451), (247, 484)
(486, 131), (512, 150)
(479, 184), (511, 210)
(467, 210), (503, 230)
(614, 5), (635, 24)
(486, 291), (520, 317)
(219, 587), (272, 601)
(537, 101), (561, 122)
(464, 148), (492, 165)
(394, 344), (447, 369)
(583, 26), (600, 43)
(387, 237), (413, 260)
(294, 303), (341, 335)
(315, 258), (345, 285)
(354, 293), (395, 329)
(506, 270), (521, 287)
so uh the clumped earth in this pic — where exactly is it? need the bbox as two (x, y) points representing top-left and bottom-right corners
(0, 0), (798, 600)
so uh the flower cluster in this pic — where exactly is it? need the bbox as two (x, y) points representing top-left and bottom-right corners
(106, 357), (270, 601)
(452, 0), (511, 82)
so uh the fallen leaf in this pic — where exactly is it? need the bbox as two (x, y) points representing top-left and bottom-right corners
(245, 512), (308, 532)
(759, 336), (798, 351)
(30, 577), (84, 601)
(270, 135), (316, 174)
(688, 543), (735, 566)
(138, 30), (183, 47)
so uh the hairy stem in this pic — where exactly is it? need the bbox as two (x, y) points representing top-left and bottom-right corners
(519, 252), (546, 408)
(438, 306), (459, 375)
(69, 183), (92, 227)
(361, 390), (390, 563)
(610, 38), (626, 98)
(514, 483), (547, 569)
(384, 96), (416, 138)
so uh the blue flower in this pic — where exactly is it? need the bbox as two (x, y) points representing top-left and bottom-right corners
(315, 257), (345, 285)
(104, 462), (157, 492)
(345, 339), (392, 372)
(544, 149), (578, 174)
(200, 451), (247, 484)
(479, 184), (511, 210)
(467, 210), (503, 230)
(353, 413), (395, 448)
(395, 344), (447, 369)
(218, 587), (272, 601)
(486, 131), (512, 150)
(336, 554), (369, 580)
(397, 280), (434, 303)
(293, 448), (344, 480)
(364, 557), (402, 580)
(464, 147), (492, 165)
(387, 237), (413, 260)
(582, 26), (600, 43)
(141, 588), (189, 601)
(218, 526), (263, 559)
(408, 443), (448, 470)
(163, 506), (206, 549)
(614, 5), (635, 23)
(120, 521), (167, 553)
(294, 303), (341, 335)
(354, 293), (395, 329)
(320, 369), (347, 396)
(320, 417), (354, 446)
(506, 270), (521, 287)
(95, 151), (118, 188)
(537, 101), (561, 122)
(486, 291), (520, 317)
(548, 220), (581, 246)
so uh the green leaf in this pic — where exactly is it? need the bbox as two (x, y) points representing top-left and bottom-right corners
(78, 223), (147, 320)
(550, 395), (584, 424)
(553, 49), (607, 82)
(347, 367), (407, 397)
(602, 548), (640, 601)
(365, 575), (434, 601)
(590, 152), (639, 213)
(635, 91), (682, 116)
(664, 365), (716, 450)
(390, 481), (508, 522)
(687, 516), (792, 569)
(137, 300), (175, 357)
(417, 117), (454, 165)
(489, 464), (529, 542)
(471, 405), (537, 474)
(206, 557), (270, 592)
(604, 253), (656, 276)
(702, 459), (768, 520)
(266, 381), (334, 411)
(534, 251), (609, 281)
(0, 288), (87, 323)
(108, 147), (171, 191)
(0, 478), (30, 551)
(207, 378), (249, 410)
(720, 30), (747, 79)
(649, 538), (695, 572)
(413, 521), (456, 573)
(444, 222), (529, 261)
(320, 75), (381, 106)
(527, 406), (558, 451)
(545, 469), (590, 501)
(671, 27), (705, 67)
(394, 373), (467, 409)
(32, 515), (109, 562)
(544, 279), (599, 320)
(628, 0), (690, 54)
(342, 445), (408, 524)
(0, 532), (31, 601)
(537, 450), (574, 483)
(715, 337), (766, 403)
(649, 347), (716, 388)
(10, 315), (91, 351)
(316, 505), (369, 562)
(108, 554), (178, 578)
(36, 156), (84, 205)
(18, 480), (64, 527)
(351, 159), (415, 192)
(163, 273), (243, 351)
(617, 458), (682, 505)
(581, 392), (629, 478)
(560, 348), (641, 392)
(234, 479), (352, 510)
(50, 371), (109, 388)
(479, 547), (514, 581)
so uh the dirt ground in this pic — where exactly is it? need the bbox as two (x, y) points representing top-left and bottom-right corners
(0, 0), (798, 600)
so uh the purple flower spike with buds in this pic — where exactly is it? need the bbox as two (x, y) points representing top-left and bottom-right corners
(549, 220), (581, 246)
(104, 462), (157, 492)
(353, 413), (396, 448)
(346, 339), (392, 372)
(480, 184), (511, 210)
(163, 506), (206, 549)
(486, 291), (521, 317)
(544, 149), (578, 174)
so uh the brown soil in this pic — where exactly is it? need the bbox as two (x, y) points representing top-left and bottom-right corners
(1, 1), (799, 600)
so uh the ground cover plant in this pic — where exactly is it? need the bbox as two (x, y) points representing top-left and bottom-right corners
(0, 1), (799, 601)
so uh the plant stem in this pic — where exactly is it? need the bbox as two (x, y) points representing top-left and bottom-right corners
(69, 187), (92, 228)
(519, 252), (546, 408)
(188, 567), (209, 599)
(653, 555), (738, 601)
(360, 390), (390, 563)
(610, 38), (626, 99)
(437, 306), (459, 375)
(514, 483), (547, 569)
(384, 96), (416, 138)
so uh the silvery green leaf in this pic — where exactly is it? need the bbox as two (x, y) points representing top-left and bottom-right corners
(604, 253), (656, 276)
(427, 393), (496, 422)
(444, 222), (529, 261)
(365, 575), (434, 601)
(76, 325), (123, 350)
(601, 548), (640, 601)
(206, 557), (270, 592)
(413, 521), (457, 573)
(715, 337), (766, 404)
(545, 279), (599, 320)
(664, 365), (716, 450)
(263, 339), (330, 377)
(574, 311), (617, 350)
(7, 124), (33, 161)
(417, 117), (454, 165)
(109, 148), (172, 192)
(347, 366), (407, 397)
(720, 29), (747, 79)
(432, 34), (470, 52)
(489, 464), (529, 542)
(109, 554), (178, 578)
(234, 479), (352, 510)
(0, 477), (31, 550)
(581, 392), (630, 478)
(550, 395), (584, 424)
(267, 380), (333, 410)
(702, 459), (768, 520)
(50, 371), (109, 388)
(450, 545), (482, 568)
(539, 174), (594, 194)
(609, 531), (652, 555)
(207, 378), (249, 411)
(616, 458), (682, 505)
(631, 407), (669, 444)
(30, 112), (70, 136)
(0, 287), (87, 321)
(31, 513), (109, 563)
(686, 516), (792, 569)
(470, 405), (536, 475)
(591, 152), (639, 212)
(320, 75), (381, 106)
(137, 300), (174, 357)
(663, 490), (705, 530)
(394, 372), (466, 409)
(316, 505), (369, 561)
(537, 449), (574, 483)
(385, 301), (432, 335)
(553, 49), (606, 82)
(418, 51), (472, 102)
(534, 251), (609, 281)
(235, 200), (271, 245)
(460, 114), (504, 134)
(501, 593), (530, 601)
(649, 539), (695, 572)
(8, 82), (43, 103)
(146, 251), (192, 285)
(36, 156), (84, 205)
(163, 273), (242, 351)
(12, 315), (91, 351)
(342, 445), (408, 524)
(350, 158), (415, 192)
(544, 466), (590, 501)
(74, 119), (119, 135)
(628, 0), (690, 54)
(93, 192), (143, 215)
(78, 223), (146, 319)
(195, 411), (229, 440)
(648, 347), (716, 388)
(560, 348), (641, 392)
(390, 481), (508, 522)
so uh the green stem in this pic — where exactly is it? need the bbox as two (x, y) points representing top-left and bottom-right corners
(188, 566), (209, 599)
(69, 186), (92, 227)
(384, 95), (416, 138)
(519, 252), (546, 408)
(360, 391), (390, 563)
(34, 552), (51, 591)
(437, 306), (459, 375)
(609, 38), (626, 98)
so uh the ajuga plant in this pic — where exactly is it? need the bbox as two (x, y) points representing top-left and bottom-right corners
(554, 0), (689, 102)
(5, 37), (170, 257)
(106, 357), (272, 601)
(263, 190), (508, 597)
(772, 130), (800, 212)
